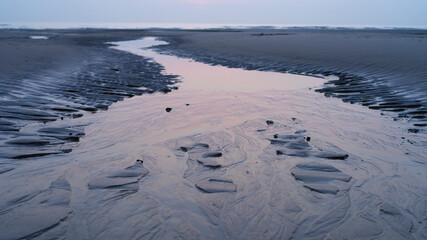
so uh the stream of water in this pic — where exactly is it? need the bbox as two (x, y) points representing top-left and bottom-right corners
(0, 37), (425, 239)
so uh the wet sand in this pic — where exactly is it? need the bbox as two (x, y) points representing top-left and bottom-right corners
(0, 30), (426, 239)
(152, 29), (427, 129)
(0, 30), (178, 159)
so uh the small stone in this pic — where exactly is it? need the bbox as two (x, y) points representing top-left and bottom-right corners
(408, 128), (419, 133)
(165, 108), (172, 112)
(305, 136), (311, 141)
(266, 120), (274, 125)
(62, 149), (72, 153)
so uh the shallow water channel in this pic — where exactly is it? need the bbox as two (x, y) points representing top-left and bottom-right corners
(0, 37), (426, 239)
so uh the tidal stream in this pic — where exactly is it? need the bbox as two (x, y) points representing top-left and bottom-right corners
(0, 37), (426, 239)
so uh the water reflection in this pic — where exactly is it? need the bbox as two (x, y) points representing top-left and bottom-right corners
(1, 36), (424, 240)
(111, 37), (325, 92)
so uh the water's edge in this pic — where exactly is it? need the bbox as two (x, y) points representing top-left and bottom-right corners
(0, 36), (425, 239)
(153, 35), (427, 131)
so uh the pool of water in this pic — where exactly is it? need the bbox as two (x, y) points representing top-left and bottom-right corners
(111, 37), (325, 92)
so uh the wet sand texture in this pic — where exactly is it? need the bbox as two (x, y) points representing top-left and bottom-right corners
(0, 176), (72, 240)
(88, 161), (149, 190)
(153, 29), (427, 129)
(0, 30), (426, 239)
(157, 118), (423, 239)
(0, 30), (178, 159)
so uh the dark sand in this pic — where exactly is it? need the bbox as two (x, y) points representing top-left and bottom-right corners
(0, 29), (178, 159)
(0, 29), (426, 239)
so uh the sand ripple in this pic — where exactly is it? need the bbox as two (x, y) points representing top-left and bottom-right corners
(0, 45), (178, 160)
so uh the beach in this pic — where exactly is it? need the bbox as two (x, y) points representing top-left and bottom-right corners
(0, 29), (426, 239)
(152, 29), (427, 128)
(0, 29), (178, 159)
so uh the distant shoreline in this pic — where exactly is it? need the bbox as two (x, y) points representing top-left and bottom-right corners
(1, 22), (427, 31)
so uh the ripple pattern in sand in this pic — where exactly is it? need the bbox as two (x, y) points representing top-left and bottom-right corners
(0, 47), (178, 160)
(156, 38), (427, 131)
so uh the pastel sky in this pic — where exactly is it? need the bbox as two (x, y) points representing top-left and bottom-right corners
(0, 0), (426, 27)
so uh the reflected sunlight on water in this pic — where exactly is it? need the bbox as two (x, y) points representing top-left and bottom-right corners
(111, 37), (325, 92)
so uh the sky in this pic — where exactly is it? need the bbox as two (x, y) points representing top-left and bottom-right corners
(0, 0), (426, 28)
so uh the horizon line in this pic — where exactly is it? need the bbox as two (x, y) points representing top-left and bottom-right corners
(1, 22), (427, 31)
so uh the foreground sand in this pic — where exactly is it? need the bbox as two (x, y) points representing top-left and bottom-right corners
(0, 29), (426, 239)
